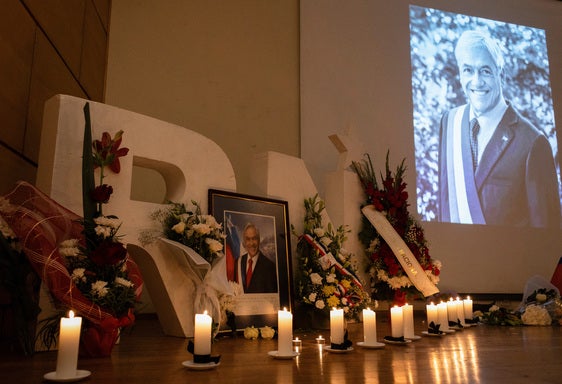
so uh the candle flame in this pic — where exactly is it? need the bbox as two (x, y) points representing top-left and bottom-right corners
(69, 310), (75, 318)
(283, 307), (287, 312)
(203, 310), (208, 315)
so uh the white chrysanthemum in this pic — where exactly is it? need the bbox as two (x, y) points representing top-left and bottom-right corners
(201, 215), (219, 228)
(315, 300), (325, 309)
(367, 238), (380, 252)
(60, 239), (79, 248)
(192, 223), (211, 235)
(115, 277), (134, 288)
(521, 304), (552, 326)
(95, 225), (112, 239)
(94, 216), (121, 228)
(91, 280), (109, 297)
(310, 273), (323, 285)
(489, 305), (500, 312)
(205, 237), (223, 253)
(313, 228), (325, 237)
(71, 268), (86, 283)
(260, 326), (275, 340)
(326, 273), (336, 284)
(308, 292), (317, 302)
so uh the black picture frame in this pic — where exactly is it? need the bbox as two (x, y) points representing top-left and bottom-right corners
(208, 189), (293, 330)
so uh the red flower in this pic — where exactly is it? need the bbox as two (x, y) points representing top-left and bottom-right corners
(93, 131), (129, 173)
(91, 184), (113, 203)
(89, 240), (127, 266)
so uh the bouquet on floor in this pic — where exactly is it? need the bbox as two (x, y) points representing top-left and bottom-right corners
(147, 200), (234, 334)
(293, 194), (371, 320)
(0, 103), (143, 356)
(352, 153), (441, 305)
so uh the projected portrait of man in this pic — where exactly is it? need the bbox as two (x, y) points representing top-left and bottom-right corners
(438, 30), (560, 228)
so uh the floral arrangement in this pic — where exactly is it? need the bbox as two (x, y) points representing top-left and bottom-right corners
(243, 325), (275, 340)
(59, 127), (137, 318)
(150, 201), (225, 265)
(475, 305), (523, 326)
(351, 153), (441, 305)
(293, 194), (371, 320)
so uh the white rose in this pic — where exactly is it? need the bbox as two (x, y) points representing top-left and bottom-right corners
(522, 304), (552, 326)
(308, 293), (317, 302)
(310, 273), (323, 285)
(320, 237), (332, 247)
(171, 221), (186, 234)
(192, 223), (211, 235)
(244, 326), (259, 340)
(313, 228), (325, 237)
(315, 300), (325, 309)
(205, 237), (223, 253)
(326, 273), (336, 284)
(260, 326), (275, 339)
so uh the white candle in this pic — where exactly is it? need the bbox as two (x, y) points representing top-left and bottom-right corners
(463, 296), (473, 320)
(55, 310), (82, 379)
(390, 306), (404, 338)
(426, 302), (438, 326)
(278, 308), (293, 356)
(437, 301), (449, 331)
(446, 298), (458, 325)
(362, 308), (377, 345)
(402, 303), (415, 339)
(194, 311), (212, 356)
(455, 297), (466, 326)
(330, 308), (345, 344)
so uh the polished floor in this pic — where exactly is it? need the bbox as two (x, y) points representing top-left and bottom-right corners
(1, 313), (561, 384)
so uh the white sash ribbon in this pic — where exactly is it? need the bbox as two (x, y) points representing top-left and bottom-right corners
(361, 205), (439, 297)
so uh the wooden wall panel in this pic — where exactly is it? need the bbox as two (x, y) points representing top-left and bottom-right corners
(81, 0), (108, 101)
(0, 0), (109, 193)
(0, 0), (35, 152)
(0, 146), (37, 195)
(22, 0), (86, 78)
(25, 33), (86, 162)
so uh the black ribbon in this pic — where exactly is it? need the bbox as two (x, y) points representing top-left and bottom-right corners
(330, 330), (353, 350)
(448, 319), (463, 328)
(187, 340), (221, 364)
(428, 321), (443, 335)
(383, 335), (406, 342)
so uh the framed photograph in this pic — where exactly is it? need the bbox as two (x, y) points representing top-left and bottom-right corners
(208, 189), (293, 330)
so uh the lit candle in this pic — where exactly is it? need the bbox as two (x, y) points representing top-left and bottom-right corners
(315, 335), (325, 344)
(402, 303), (415, 339)
(330, 308), (345, 344)
(292, 337), (302, 353)
(362, 308), (377, 345)
(390, 306), (404, 338)
(426, 302), (438, 326)
(463, 296), (473, 320)
(437, 301), (449, 332)
(55, 310), (82, 379)
(446, 298), (458, 325)
(194, 311), (212, 356)
(455, 297), (466, 326)
(278, 308), (293, 356)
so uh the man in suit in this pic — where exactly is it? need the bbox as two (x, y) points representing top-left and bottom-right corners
(439, 30), (560, 228)
(235, 223), (278, 293)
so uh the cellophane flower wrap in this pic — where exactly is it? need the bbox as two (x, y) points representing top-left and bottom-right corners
(352, 153), (441, 305)
(147, 201), (234, 334)
(0, 103), (143, 356)
(293, 195), (371, 320)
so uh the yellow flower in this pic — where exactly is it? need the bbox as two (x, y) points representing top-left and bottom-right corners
(327, 295), (340, 308)
(322, 285), (336, 296)
(341, 279), (351, 289)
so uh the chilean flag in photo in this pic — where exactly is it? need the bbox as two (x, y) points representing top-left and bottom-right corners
(225, 214), (241, 282)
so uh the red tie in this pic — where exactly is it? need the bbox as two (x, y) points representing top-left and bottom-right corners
(246, 258), (253, 289)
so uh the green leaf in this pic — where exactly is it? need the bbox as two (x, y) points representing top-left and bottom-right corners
(82, 102), (96, 251)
